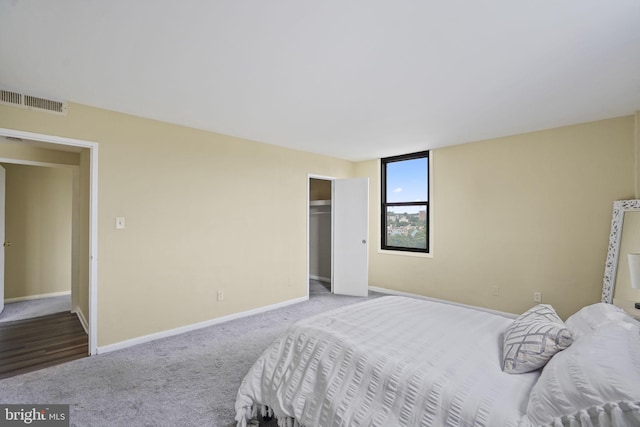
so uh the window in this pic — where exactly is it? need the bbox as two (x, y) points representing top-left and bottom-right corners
(381, 151), (429, 253)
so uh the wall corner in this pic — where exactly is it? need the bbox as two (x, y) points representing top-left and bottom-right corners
(635, 111), (640, 199)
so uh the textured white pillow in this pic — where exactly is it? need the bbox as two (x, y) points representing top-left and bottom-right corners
(565, 302), (636, 337)
(526, 322), (640, 426)
(502, 304), (574, 374)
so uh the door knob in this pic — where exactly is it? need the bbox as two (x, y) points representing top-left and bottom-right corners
(362, 240), (367, 244)
(3, 241), (11, 248)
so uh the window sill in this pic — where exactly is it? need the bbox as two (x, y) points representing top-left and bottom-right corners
(377, 249), (433, 258)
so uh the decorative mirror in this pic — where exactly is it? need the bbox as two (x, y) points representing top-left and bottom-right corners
(602, 199), (640, 304)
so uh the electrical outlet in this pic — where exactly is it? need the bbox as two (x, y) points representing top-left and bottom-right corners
(217, 290), (224, 301)
(491, 286), (500, 296)
(534, 292), (541, 303)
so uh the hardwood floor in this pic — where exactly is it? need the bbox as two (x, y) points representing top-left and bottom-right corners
(0, 311), (88, 380)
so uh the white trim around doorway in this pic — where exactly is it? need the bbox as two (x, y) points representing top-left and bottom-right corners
(0, 128), (99, 355)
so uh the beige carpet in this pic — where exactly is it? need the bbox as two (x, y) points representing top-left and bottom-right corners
(0, 287), (381, 426)
(0, 295), (71, 323)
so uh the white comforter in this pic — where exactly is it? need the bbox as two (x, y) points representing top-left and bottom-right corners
(235, 296), (539, 427)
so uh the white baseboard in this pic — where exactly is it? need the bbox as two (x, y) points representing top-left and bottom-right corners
(4, 291), (71, 303)
(369, 286), (517, 319)
(97, 295), (309, 355)
(74, 309), (89, 335)
(309, 275), (331, 283)
(96, 288), (514, 355)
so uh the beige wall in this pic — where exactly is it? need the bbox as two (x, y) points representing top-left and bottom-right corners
(0, 102), (355, 346)
(617, 111), (640, 312)
(0, 137), (80, 165)
(358, 116), (635, 319)
(3, 163), (73, 298)
(77, 148), (90, 321)
(1, 100), (634, 346)
(636, 111), (640, 198)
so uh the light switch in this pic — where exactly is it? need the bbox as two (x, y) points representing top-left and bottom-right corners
(115, 217), (126, 229)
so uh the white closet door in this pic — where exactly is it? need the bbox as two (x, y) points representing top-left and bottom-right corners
(333, 178), (369, 297)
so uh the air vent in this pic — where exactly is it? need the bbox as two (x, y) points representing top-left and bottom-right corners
(1, 89), (22, 106)
(24, 95), (66, 113)
(0, 87), (67, 115)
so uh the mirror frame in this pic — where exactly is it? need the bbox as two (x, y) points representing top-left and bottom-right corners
(602, 199), (640, 303)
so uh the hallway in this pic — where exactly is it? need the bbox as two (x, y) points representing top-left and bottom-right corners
(0, 311), (88, 379)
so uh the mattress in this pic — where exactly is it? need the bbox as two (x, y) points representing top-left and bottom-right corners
(235, 296), (540, 427)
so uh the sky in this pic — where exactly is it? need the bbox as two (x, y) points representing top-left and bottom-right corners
(386, 157), (428, 215)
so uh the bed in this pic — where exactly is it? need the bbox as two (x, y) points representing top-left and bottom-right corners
(235, 296), (640, 427)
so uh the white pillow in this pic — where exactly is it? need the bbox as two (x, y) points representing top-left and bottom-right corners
(526, 321), (640, 426)
(565, 302), (636, 337)
(502, 304), (574, 374)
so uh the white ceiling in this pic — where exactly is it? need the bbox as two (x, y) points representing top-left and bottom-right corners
(1, 1), (639, 161)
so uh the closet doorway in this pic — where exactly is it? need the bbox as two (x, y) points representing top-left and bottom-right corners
(308, 176), (333, 296)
